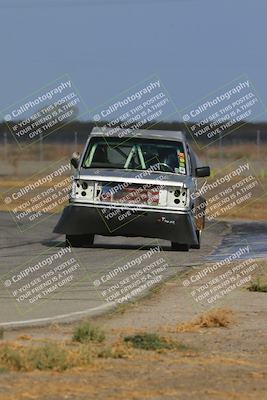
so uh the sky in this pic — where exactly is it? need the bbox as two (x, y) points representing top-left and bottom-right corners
(0, 0), (266, 121)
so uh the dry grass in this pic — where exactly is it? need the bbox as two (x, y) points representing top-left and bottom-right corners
(0, 335), (183, 372)
(193, 308), (234, 328)
(200, 143), (267, 161)
(16, 335), (32, 341)
(0, 143), (84, 162)
(1, 142), (266, 163)
(0, 319), (192, 372)
(0, 340), (93, 372)
(219, 196), (267, 220)
(167, 308), (234, 333)
(248, 278), (267, 293)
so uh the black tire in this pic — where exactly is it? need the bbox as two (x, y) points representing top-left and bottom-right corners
(66, 234), (94, 248)
(171, 242), (189, 251)
(191, 230), (201, 249)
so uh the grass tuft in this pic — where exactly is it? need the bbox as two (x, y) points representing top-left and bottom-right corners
(124, 333), (187, 351)
(168, 308), (234, 333)
(0, 345), (24, 371)
(248, 278), (267, 293)
(194, 308), (234, 328)
(72, 320), (105, 343)
(26, 342), (69, 371)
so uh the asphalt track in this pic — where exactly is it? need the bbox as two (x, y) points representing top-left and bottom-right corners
(0, 211), (265, 328)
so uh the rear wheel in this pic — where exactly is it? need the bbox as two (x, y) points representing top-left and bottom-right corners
(66, 234), (94, 248)
(191, 230), (201, 249)
(171, 242), (189, 251)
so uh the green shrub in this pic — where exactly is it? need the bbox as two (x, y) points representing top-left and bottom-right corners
(248, 278), (267, 292)
(72, 320), (105, 343)
(124, 333), (186, 351)
(26, 343), (69, 371)
(0, 346), (24, 371)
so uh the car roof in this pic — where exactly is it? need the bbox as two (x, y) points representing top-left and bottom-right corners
(90, 127), (186, 142)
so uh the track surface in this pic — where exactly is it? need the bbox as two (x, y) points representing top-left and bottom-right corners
(0, 211), (265, 327)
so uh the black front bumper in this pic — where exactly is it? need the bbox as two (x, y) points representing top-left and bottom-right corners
(54, 204), (198, 245)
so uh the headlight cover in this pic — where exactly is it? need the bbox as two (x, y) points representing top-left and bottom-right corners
(71, 180), (94, 200)
(166, 186), (188, 208)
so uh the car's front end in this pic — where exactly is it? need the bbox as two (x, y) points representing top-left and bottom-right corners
(54, 168), (198, 244)
(54, 129), (209, 249)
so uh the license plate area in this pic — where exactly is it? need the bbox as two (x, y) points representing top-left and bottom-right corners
(97, 182), (159, 206)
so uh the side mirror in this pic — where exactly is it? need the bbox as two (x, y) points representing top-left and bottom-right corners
(70, 152), (80, 169)
(195, 166), (210, 178)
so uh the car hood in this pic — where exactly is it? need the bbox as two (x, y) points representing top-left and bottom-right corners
(78, 168), (194, 188)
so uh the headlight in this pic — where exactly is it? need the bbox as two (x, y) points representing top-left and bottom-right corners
(167, 187), (188, 208)
(71, 180), (94, 200)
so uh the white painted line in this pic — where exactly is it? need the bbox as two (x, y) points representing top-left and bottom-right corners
(0, 302), (115, 328)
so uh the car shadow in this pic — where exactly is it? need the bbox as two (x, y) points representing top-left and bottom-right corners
(41, 239), (172, 251)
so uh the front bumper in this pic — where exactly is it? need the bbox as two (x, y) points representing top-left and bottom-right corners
(54, 203), (198, 245)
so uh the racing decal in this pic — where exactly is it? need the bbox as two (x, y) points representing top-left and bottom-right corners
(157, 216), (175, 225)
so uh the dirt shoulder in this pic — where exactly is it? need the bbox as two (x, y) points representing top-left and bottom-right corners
(0, 259), (267, 400)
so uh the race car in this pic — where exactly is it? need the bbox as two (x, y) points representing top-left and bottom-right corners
(54, 127), (210, 251)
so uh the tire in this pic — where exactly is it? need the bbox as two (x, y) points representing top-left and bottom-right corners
(171, 242), (189, 251)
(191, 230), (201, 249)
(66, 234), (94, 248)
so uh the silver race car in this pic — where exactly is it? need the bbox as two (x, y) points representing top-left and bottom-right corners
(54, 128), (210, 250)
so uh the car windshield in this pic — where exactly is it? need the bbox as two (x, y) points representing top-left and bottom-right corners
(82, 137), (187, 174)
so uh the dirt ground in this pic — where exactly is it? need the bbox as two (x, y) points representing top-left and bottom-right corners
(0, 259), (267, 400)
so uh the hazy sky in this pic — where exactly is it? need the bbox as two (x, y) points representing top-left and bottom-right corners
(0, 0), (266, 121)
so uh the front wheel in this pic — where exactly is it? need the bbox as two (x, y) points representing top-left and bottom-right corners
(171, 242), (189, 251)
(66, 234), (94, 248)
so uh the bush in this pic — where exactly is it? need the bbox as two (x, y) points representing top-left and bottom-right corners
(72, 320), (105, 343)
(0, 341), (92, 372)
(26, 343), (69, 371)
(248, 278), (267, 292)
(124, 333), (186, 351)
(0, 346), (24, 371)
